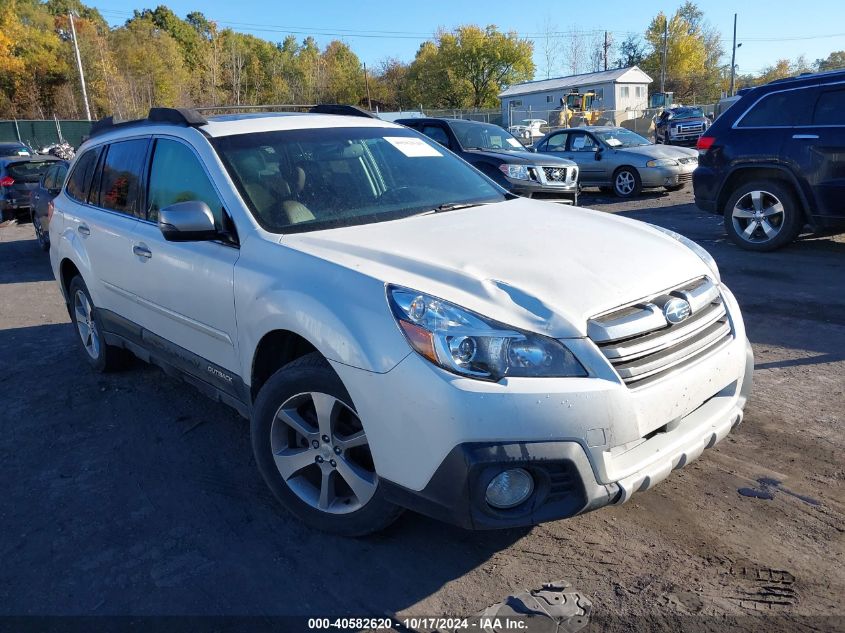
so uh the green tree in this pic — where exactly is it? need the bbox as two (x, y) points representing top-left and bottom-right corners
(816, 51), (845, 71)
(614, 34), (646, 69)
(407, 25), (534, 108)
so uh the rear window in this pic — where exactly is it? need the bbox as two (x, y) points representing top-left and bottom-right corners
(6, 161), (54, 183)
(737, 88), (815, 127)
(0, 144), (29, 157)
(66, 148), (100, 202)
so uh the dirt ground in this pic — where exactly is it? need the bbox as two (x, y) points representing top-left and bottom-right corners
(1, 187), (843, 632)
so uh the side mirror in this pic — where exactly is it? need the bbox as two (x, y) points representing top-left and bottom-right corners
(158, 200), (218, 242)
(594, 149), (602, 160)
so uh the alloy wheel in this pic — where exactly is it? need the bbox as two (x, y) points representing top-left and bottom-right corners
(731, 190), (785, 244)
(615, 171), (636, 196)
(270, 391), (376, 514)
(73, 290), (100, 359)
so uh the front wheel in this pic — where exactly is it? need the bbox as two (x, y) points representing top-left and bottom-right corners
(251, 353), (402, 536)
(723, 180), (803, 251)
(613, 168), (642, 198)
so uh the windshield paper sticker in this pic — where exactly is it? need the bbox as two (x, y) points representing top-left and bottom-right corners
(385, 137), (443, 157)
(605, 138), (622, 147)
(506, 138), (523, 148)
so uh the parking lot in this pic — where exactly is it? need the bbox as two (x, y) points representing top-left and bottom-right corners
(1, 188), (843, 629)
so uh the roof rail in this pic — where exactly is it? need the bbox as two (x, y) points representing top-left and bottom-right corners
(88, 107), (208, 140)
(309, 104), (377, 119)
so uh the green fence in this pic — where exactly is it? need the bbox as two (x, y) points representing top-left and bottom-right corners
(0, 119), (93, 149)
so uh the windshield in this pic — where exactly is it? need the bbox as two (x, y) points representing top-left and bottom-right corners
(669, 107), (704, 119)
(594, 128), (652, 148)
(212, 127), (506, 233)
(448, 120), (527, 152)
(7, 160), (54, 182)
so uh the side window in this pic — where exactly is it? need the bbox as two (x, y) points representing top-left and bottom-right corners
(545, 133), (568, 151)
(738, 89), (815, 127)
(42, 166), (57, 189)
(95, 139), (149, 217)
(420, 126), (450, 148)
(66, 148), (99, 202)
(813, 88), (845, 126)
(568, 132), (597, 152)
(147, 138), (225, 225)
(54, 164), (68, 190)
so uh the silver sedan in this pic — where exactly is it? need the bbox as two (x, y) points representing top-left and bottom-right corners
(533, 126), (698, 197)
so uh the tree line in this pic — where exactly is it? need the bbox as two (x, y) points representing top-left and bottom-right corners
(1, 0), (843, 121)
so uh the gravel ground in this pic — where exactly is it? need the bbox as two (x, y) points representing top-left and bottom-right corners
(0, 187), (843, 631)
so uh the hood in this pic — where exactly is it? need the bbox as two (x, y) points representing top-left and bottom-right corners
(280, 199), (710, 338)
(466, 148), (575, 167)
(614, 144), (698, 159)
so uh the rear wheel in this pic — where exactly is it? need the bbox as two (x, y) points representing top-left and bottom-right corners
(32, 212), (49, 251)
(68, 276), (124, 372)
(252, 352), (402, 536)
(723, 180), (803, 251)
(613, 167), (642, 198)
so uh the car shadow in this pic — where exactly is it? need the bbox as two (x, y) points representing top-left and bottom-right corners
(0, 227), (54, 284)
(0, 321), (528, 617)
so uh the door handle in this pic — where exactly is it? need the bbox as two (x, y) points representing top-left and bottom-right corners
(792, 134), (819, 139)
(133, 244), (152, 259)
(77, 224), (90, 236)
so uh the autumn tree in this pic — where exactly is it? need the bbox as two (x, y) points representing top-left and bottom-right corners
(816, 51), (845, 71)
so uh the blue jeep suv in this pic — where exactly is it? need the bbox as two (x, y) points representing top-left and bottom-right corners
(693, 69), (845, 251)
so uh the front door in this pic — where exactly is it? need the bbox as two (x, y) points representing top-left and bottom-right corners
(565, 131), (604, 184)
(128, 137), (242, 391)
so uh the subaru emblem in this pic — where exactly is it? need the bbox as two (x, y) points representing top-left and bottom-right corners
(664, 298), (692, 324)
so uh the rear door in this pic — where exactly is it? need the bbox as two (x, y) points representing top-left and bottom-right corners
(789, 84), (845, 218)
(128, 136), (242, 385)
(69, 138), (150, 321)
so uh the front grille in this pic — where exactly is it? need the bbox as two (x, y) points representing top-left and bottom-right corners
(537, 165), (577, 186)
(677, 173), (693, 183)
(676, 122), (704, 134)
(588, 277), (732, 387)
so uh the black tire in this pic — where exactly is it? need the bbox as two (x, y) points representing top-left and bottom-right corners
(67, 276), (124, 372)
(32, 212), (49, 251)
(723, 179), (804, 252)
(251, 352), (402, 537)
(612, 167), (642, 198)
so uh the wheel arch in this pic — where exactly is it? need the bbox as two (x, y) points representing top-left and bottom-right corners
(250, 329), (320, 402)
(716, 166), (812, 223)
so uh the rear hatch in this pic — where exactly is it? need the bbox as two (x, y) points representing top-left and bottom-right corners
(2, 160), (55, 205)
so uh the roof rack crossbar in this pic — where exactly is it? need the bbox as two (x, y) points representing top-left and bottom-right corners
(87, 107), (208, 140)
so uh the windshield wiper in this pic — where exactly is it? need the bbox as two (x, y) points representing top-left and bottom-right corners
(434, 201), (487, 213)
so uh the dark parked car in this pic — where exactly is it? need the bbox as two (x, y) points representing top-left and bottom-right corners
(0, 142), (32, 157)
(31, 160), (69, 250)
(0, 156), (61, 222)
(654, 106), (711, 146)
(694, 69), (845, 251)
(396, 117), (579, 204)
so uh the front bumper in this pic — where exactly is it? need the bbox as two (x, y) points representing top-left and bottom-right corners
(509, 179), (579, 204)
(333, 287), (753, 529)
(640, 163), (696, 188)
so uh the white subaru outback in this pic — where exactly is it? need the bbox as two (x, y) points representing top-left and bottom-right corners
(49, 107), (753, 536)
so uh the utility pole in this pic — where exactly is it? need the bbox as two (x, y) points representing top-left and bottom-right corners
(660, 18), (668, 94)
(68, 12), (91, 121)
(729, 13), (738, 96)
(363, 63), (372, 111)
(602, 31), (611, 71)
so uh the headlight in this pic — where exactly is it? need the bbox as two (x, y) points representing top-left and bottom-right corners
(388, 286), (586, 381)
(649, 225), (720, 282)
(498, 164), (531, 181)
(646, 158), (679, 167)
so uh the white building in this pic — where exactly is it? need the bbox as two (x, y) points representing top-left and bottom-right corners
(499, 66), (653, 125)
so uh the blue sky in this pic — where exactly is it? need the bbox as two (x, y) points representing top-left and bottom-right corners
(96, 0), (845, 76)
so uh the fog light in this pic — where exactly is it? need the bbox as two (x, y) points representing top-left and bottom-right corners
(485, 468), (534, 509)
